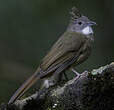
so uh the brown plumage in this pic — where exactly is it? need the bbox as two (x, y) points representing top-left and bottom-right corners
(39, 32), (92, 78)
(8, 7), (96, 104)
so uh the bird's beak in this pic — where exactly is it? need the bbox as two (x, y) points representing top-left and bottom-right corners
(88, 21), (97, 26)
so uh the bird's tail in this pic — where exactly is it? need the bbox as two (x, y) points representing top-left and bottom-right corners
(8, 70), (40, 104)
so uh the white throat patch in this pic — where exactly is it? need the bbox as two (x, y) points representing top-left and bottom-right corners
(82, 26), (93, 35)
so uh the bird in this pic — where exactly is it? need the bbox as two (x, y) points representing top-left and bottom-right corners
(8, 7), (96, 104)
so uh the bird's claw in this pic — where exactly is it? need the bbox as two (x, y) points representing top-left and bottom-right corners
(81, 70), (88, 75)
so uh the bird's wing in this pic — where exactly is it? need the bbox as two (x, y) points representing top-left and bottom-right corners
(8, 32), (86, 104)
(39, 32), (85, 78)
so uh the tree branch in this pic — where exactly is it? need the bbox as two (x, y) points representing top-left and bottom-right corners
(1, 62), (114, 110)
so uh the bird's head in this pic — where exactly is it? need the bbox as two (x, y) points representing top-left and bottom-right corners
(68, 7), (96, 35)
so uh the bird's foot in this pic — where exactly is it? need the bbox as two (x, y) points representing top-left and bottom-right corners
(75, 70), (88, 80)
(80, 70), (88, 77)
(71, 68), (88, 80)
(81, 70), (88, 74)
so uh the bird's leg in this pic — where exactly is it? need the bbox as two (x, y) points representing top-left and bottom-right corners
(71, 68), (80, 76)
(70, 68), (80, 80)
(70, 68), (88, 80)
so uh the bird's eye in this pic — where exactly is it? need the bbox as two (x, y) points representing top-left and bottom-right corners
(78, 22), (82, 25)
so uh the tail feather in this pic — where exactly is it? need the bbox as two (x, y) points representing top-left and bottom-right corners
(8, 72), (40, 104)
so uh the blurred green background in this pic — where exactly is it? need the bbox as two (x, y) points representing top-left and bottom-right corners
(0, 0), (114, 103)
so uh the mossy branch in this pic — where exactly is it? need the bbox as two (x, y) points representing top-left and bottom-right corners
(1, 62), (114, 110)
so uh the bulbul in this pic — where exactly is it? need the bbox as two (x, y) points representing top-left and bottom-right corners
(8, 7), (96, 104)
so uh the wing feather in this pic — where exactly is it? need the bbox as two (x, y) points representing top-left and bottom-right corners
(39, 32), (85, 77)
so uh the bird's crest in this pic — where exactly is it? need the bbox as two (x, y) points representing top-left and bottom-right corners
(70, 7), (82, 22)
